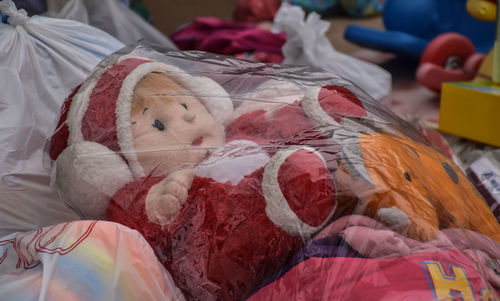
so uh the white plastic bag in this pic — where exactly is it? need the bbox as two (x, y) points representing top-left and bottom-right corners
(0, 0), (124, 236)
(272, 3), (391, 101)
(45, 0), (178, 48)
(0, 220), (185, 300)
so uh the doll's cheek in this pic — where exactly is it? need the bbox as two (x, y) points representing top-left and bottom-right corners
(131, 120), (156, 139)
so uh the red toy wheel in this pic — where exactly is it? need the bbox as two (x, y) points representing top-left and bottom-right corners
(420, 33), (476, 68)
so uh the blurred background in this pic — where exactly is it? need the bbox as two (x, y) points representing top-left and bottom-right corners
(137, 0), (384, 54)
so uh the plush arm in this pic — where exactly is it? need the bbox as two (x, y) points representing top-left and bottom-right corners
(106, 175), (165, 242)
(262, 146), (337, 239)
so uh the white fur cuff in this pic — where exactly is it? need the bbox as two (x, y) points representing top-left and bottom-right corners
(55, 141), (134, 219)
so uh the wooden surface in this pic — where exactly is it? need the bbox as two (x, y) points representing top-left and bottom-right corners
(324, 15), (385, 54)
(141, 0), (236, 35)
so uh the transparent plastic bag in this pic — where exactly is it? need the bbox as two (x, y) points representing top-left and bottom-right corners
(0, 0), (124, 236)
(45, 43), (500, 300)
(45, 0), (178, 48)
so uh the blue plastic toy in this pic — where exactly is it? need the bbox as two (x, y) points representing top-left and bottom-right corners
(286, 0), (386, 17)
(340, 0), (386, 18)
(344, 0), (496, 58)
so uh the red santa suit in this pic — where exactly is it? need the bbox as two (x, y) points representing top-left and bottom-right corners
(49, 57), (341, 300)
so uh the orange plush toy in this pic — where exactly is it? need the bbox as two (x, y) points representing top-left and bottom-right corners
(302, 86), (500, 243)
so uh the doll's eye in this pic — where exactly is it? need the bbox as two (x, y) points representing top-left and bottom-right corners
(404, 172), (412, 182)
(181, 103), (188, 110)
(152, 119), (165, 131)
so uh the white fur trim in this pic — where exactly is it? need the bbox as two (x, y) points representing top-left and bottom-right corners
(55, 141), (134, 219)
(377, 206), (411, 228)
(301, 86), (341, 135)
(189, 76), (234, 125)
(262, 146), (336, 238)
(335, 129), (373, 185)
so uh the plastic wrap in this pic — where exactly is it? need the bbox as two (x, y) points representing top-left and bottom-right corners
(42, 43), (500, 300)
(0, 0), (124, 237)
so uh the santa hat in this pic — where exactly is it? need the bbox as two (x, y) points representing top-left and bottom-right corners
(49, 56), (233, 219)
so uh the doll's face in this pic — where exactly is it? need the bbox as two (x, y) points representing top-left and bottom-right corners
(131, 73), (224, 175)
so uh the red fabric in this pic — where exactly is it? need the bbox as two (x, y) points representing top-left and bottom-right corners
(249, 250), (496, 301)
(267, 104), (322, 146)
(233, 0), (282, 23)
(170, 18), (286, 59)
(226, 109), (270, 144)
(106, 175), (164, 245)
(318, 85), (368, 123)
(82, 58), (151, 154)
(106, 139), (337, 300)
(49, 85), (81, 160)
(226, 103), (325, 149)
(107, 169), (303, 301)
(278, 149), (336, 227)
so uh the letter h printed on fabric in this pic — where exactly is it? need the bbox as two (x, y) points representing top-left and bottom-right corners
(421, 261), (476, 301)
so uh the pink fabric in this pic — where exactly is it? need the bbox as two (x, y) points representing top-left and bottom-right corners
(315, 215), (500, 288)
(248, 250), (495, 301)
(170, 18), (285, 62)
(233, 0), (281, 23)
(248, 216), (500, 300)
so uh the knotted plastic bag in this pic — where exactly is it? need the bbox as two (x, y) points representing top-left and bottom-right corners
(45, 0), (178, 48)
(0, 0), (124, 236)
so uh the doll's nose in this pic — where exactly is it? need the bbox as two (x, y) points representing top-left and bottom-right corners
(183, 111), (196, 122)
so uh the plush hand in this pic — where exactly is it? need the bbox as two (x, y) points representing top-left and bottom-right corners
(145, 169), (195, 225)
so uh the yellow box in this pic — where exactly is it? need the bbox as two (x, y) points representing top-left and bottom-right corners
(439, 81), (500, 147)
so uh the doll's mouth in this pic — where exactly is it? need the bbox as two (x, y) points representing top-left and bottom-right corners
(192, 137), (203, 146)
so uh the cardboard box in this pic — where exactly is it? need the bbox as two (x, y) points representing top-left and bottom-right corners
(439, 81), (500, 147)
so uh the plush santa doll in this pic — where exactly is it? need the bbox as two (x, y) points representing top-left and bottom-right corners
(49, 56), (338, 300)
